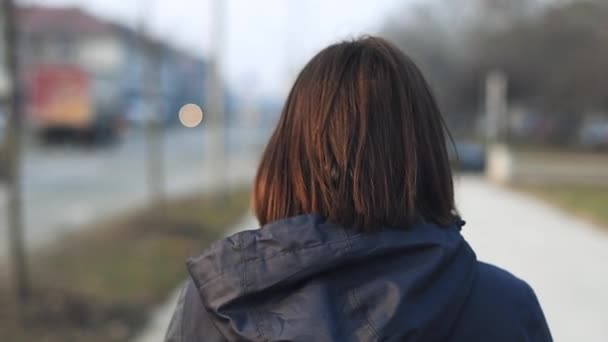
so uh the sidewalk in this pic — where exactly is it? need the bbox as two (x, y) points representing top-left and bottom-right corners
(132, 214), (259, 342)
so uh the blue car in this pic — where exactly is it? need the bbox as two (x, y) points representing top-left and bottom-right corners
(449, 141), (486, 172)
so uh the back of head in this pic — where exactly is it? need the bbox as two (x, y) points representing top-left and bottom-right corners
(254, 36), (457, 231)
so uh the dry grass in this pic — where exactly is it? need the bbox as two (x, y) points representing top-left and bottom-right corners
(517, 184), (608, 229)
(0, 189), (251, 342)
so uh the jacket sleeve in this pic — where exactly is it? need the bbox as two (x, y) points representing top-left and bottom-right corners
(165, 279), (228, 342)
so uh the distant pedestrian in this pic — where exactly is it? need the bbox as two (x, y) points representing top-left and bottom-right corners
(166, 36), (552, 342)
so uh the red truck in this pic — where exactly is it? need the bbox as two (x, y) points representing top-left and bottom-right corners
(27, 65), (124, 144)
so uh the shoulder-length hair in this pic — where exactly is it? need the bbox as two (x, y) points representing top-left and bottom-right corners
(253, 36), (457, 231)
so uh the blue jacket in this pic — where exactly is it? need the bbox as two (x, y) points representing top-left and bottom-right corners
(166, 214), (552, 341)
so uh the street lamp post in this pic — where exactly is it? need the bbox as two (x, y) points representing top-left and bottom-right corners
(138, 0), (167, 215)
(206, 0), (226, 191)
(485, 70), (508, 143)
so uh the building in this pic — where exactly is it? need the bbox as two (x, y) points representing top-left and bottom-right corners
(16, 5), (208, 140)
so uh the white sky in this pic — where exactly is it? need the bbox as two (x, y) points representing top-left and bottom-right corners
(22, 0), (424, 98)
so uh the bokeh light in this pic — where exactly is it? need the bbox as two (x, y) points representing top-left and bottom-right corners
(178, 103), (204, 128)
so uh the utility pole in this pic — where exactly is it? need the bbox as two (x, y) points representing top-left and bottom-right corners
(485, 70), (508, 143)
(284, 0), (305, 85)
(206, 0), (226, 191)
(138, 0), (166, 216)
(2, 0), (30, 302)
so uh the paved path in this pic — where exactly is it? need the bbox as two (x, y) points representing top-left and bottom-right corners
(456, 176), (608, 342)
(134, 176), (608, 341)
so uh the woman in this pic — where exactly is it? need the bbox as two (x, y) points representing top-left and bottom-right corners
(166, 36), (552, 342)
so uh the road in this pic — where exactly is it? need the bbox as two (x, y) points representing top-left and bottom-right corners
(0, 125), (265, 262)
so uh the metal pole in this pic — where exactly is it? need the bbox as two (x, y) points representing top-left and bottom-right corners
(284, 0), (300, 84)
(138, 0), (166, 213)
(485, 70), (508, 143)
(207, 0), (226, 191)
(2, 0), (30, 302)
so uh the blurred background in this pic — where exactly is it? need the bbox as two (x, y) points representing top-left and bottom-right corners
(1, 0), (607, 341)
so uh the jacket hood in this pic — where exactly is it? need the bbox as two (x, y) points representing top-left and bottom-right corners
(187, 214), (477, 341)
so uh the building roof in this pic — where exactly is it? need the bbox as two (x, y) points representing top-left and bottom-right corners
(18, 6), (115, 35)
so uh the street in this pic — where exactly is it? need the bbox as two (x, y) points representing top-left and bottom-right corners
(0, 126), (263, 262)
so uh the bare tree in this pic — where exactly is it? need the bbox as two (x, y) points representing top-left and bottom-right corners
(1, 0), (30, 302)
(384, 0), (608, 143)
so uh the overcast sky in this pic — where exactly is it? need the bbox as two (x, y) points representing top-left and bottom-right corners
(23, 0), (426, 98)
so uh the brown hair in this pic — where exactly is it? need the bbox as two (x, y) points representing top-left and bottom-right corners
(253, 36), (457, 231)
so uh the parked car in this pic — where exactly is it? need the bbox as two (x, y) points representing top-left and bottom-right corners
(448, 141), (486, 172)
(580, 119), (608, 150)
